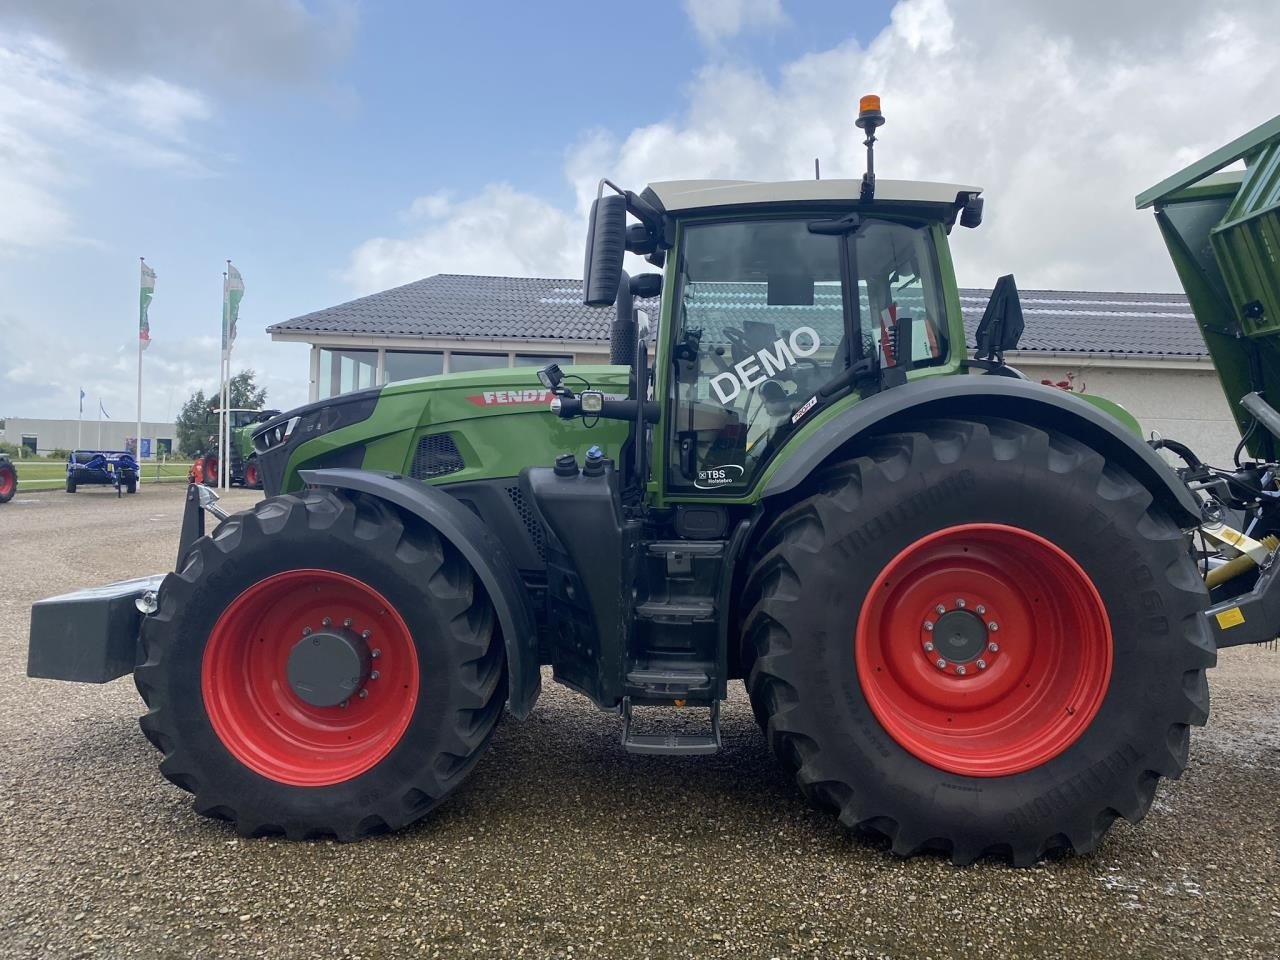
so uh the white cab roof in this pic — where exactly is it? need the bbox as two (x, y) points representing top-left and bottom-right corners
(645, 178), (983, 213)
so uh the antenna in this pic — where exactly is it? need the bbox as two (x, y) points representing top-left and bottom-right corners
(814, 158), (821, 181)
(855, 94), (885, 202)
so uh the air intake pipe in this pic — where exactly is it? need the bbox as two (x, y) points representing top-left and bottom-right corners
(609, 271), (636, 366)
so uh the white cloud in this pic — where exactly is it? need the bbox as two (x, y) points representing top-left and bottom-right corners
(683, 0), (786, 44)
(350, 0), (1280, 295)
(0, 34), (214, 252)
(347, 184), (582, 293)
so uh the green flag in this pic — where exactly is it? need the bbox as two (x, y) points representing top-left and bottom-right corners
(139, 259), (155, 351)
(223, 262), (244, 350)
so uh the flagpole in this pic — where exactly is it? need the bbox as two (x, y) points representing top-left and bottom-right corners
(136, 258), (145, 493)
(97, 399), (103, 448)
(220, 268), (229, 490)
(77, 391), (82, 450)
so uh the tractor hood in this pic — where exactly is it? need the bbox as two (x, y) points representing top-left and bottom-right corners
(254, 365), (633, 496)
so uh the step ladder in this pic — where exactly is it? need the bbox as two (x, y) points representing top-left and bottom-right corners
(621, 698), (721, 755)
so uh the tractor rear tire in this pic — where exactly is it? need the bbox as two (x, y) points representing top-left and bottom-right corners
(134, 488), (507, 840)
(743, 417), (1213, 865)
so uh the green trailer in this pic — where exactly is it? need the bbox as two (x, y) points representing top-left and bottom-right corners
(1137, 113), (1280, 651)
(28, 98), (1219, 866)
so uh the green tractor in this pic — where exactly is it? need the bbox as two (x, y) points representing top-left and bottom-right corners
(188, 407), (279, 488)
(28, 98), (1215, 865)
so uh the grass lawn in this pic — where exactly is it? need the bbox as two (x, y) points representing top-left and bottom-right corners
(8, 460), (194, 489)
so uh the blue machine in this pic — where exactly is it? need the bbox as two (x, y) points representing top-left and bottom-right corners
(66, 450), (140, 496)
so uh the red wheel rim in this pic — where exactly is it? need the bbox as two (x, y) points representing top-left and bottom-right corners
(855, 523), (1112, 777)
(0, 467), (14, 497)
(202, 569), (420, 786)
(245, 463), (259, 486)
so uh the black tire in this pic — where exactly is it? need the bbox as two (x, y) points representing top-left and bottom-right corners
(0, 459), (15, 503)
(743, 417), (1213, 866)
(134, 488), (507, 839)
(125, 478), (137, 495)
(65, 475), (76, 494)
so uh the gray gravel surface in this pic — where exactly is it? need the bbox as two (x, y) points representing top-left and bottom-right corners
(1, 484), (1278, 959)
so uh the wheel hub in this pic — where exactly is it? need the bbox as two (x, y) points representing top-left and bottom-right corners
(287, 622), (370, 707)
(930, 609), (987, 663)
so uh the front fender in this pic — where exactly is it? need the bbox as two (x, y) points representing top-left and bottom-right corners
(300, 468), (541, 718)
(762, 376), (1200, 527)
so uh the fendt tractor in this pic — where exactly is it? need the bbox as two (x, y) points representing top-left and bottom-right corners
(188, 407), (281, 488)
(26, 100), (1280, 867)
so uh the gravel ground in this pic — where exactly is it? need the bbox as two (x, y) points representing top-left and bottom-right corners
(1, 484), (1278, 960)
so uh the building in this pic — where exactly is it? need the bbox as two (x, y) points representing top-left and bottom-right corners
(269, 274), (1238, 464)
(0, 418), (178, 458)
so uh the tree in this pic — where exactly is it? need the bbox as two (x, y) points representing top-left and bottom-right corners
(175, 370), (268, 458)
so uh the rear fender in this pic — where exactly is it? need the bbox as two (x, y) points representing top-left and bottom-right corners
(300, 468), (541, 718)
(761, 377), (1200, 526)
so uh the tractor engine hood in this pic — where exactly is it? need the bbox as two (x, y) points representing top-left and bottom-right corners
(253, 364), (633, 497)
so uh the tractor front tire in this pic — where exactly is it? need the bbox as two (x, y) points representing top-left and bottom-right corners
(125, 478), (137, 495)
(744, 417), (1213, 865)
(135, 488), (507, 839)
(65, 476), (76, 494)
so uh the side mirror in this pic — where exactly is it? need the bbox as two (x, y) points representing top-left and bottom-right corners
(974, 274), (1025, 362)
(960, 195), (984, 229)
(583, 194), (628, 307)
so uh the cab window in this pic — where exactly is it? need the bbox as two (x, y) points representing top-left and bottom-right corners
(667, 216), (947, 494)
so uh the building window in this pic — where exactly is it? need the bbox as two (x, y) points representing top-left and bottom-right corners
(513, 353), (574, 368)
(21, 435), (37, 455)
(449, 352), (508, 373)
(384, 351), (444, 384)
(320, 348), (378, 397)
(157, 438), (173, 457)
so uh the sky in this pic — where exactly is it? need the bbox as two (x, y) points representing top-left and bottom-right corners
(1, 0), (1278, 421)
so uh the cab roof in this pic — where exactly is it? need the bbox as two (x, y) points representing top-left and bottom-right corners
(643, 178), (983, 215)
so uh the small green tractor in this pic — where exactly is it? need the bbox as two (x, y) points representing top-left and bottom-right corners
(188, 407), (280, 488)
(30, 100), (1278, 866)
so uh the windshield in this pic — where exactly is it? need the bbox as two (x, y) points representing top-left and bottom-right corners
(667, 216), (948, 494)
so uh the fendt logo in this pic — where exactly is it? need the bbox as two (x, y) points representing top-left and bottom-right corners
(465, 390), (556, 406)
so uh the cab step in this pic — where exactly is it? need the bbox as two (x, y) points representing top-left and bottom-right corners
(620, 697), (721, 756)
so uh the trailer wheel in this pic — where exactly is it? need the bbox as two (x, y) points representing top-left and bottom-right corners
(743, 417), (1213, 865)
(0, 460), (16, 503)
(135, 488), (507, 839)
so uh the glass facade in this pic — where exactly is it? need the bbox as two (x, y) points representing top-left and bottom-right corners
(384, 350), (444, 384)
(320, 348), (378, 398)
(514, 353), (573, 368)
(449, 352), (509, 373)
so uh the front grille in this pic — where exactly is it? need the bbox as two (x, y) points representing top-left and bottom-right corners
(410, 434), (465, 480)
(506, 484), (546, 562)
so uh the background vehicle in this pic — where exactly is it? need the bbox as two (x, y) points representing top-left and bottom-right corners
(187, 408), (279, 488)
(65, 450), (139, 496)
(0, 453), (16, 503)
(28, 98), (1218, 865)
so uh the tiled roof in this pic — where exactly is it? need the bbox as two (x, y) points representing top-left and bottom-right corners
(270, 274), (1207, 359)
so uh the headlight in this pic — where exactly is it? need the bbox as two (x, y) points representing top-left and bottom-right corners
(580, 390), (605, 415)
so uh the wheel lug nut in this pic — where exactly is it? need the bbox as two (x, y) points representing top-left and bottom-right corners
(955, 598), (966, 608)
(935, 604), (946, 615)
(976, 659), (987, 670)
(955, 665), (967, 675)
(322, 617), (332, 627)
(975, 605), (986, 615)
(338, 700), (348, 709)
(371, 648), (381, 659)
(988, 641), (999, 653)
(935, 658), (947, 670)
(358, 689), (369, 699)
(923, 621), (934, 631)
(987, 622), (999, 632)
(362, 630), (372, 640)
(370, 670), (380, 680)
(302, 626), (312, 636)
(343, 618), (353, 628)
(923, 641), (935, 652)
